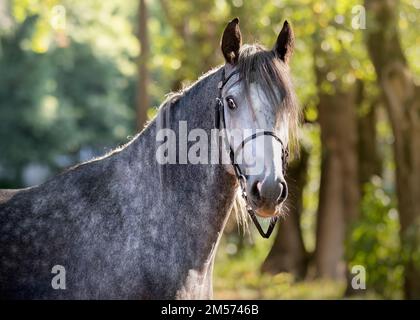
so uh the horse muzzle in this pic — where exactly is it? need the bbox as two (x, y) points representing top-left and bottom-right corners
(247, 175), (288, 217)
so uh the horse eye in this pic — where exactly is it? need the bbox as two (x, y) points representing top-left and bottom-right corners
(226, 97), (237, 110)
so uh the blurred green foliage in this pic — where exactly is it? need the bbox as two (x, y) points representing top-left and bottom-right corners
(215, 236), (348, 299)
(0, 1), (135, 186)
(347, 177), (403, 298)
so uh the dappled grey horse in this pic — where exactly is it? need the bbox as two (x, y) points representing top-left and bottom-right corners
(0, 18), (298, 299)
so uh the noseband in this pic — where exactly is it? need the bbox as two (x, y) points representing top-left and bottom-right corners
(214, 67), (289, 239)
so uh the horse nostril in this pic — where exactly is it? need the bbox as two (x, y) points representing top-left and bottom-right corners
(250, 180), (261, 201)
(277, 181), (288, 204)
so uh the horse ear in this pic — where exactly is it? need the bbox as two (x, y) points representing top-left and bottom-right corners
(273, 20), (294, 63)
(221, 17), (242, 65)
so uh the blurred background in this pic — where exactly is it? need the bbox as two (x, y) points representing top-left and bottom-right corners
(0, 0), (419, 299)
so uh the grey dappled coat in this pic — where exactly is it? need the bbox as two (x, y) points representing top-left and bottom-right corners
(0, 67), (237, 299)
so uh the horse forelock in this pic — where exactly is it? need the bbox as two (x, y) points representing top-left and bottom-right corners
(237, 44), (300, 159)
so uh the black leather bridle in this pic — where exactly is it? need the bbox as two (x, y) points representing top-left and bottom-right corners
(214, 67), (289, 239)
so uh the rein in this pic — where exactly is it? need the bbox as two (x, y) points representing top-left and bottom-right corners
(214, 67), (288, 239)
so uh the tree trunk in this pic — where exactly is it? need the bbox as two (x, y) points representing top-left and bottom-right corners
(136, 0), (150, 130)
(355, 80), (382, 189)
(346, 82), (381, 296)
(314, 86), (360, 279)
(159, 0), (219, 91)
(365, 0), (420, 299)
(261, 147), (309, 279)
(358, 98), (382, 188)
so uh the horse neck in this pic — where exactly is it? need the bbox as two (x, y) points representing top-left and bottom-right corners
(127, 67), (238, 281)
